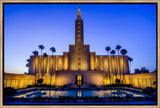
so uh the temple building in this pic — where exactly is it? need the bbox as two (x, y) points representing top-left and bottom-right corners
(28, 6), (129, 86)
(4, 6), (156, 89)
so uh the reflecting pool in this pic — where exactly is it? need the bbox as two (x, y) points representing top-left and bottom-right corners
(13, 89), (149, 98)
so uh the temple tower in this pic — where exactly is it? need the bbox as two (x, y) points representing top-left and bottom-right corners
(69, 6), (90, 71)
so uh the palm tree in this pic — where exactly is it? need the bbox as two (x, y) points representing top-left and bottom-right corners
(38, 45), (45, 79)
(42, 52), (48, 80)
(26, 59), (30, 67)
(32, 50), (39, 85)
(26, 59), (30, 62)
(26, 63), (29, 67)
(50, 47), (56, 55)
(50, 47), (56, 86)
(105, 46), (111, 84)
(39, 45), (45, 56)
(49, 47), (56, 97)
(120, 49), (127, 84)
(110, 50), (117, 82)
(26, 60), (30, 74)
(128, 57), (133, 74)
(116, 45), (121, 82)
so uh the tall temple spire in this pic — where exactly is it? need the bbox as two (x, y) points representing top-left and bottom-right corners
(77, 5), (81, 20)
(75, 5), (83, 45)
(69, 5), (90, 71)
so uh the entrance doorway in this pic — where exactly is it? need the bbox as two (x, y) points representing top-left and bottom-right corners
(75, 75), (83, 86)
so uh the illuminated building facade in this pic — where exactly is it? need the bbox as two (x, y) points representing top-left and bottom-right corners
(28, 6), (129, 86)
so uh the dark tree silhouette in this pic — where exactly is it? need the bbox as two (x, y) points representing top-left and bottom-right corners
(26, 63), (29, 67)
(50, 47), (56, 86)
(49, 47), (56, 97)
(105, 46), (111, 84)
(115, 79), (120, 85)
(120, 49), (127, 84)
(42, 52), (48, 79)
(26, 59), (30, 62)
(38, 45), (45, 79)
(32, 50), (39, 84)
(153, 81), (157, 88)
(140, 67), (149, 73)
(128, 57), (133, 74)
(111, 50), (117, 81)
(26, 59), (30, 75)
(37, 78), (43, 85)
(4, 87), (17, 97)
(24, 72), (28, 75)
(39, 45), (45, 56)
(26, 59), (30, 67)
(116, 45), (121, 83)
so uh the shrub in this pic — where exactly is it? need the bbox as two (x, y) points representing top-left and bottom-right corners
(93, 96), (98, 99)
(92, 84), (96, 87)
(115, 79), (120, 84)
(27, 85), (33, 88)
(3, 87), (17, 97)
(41, 84), (48, 87)
(153, 81), (157, 85)
(143, 87), (154, 95)
(125, 84), (132, 87)
(63, 84), (70, 88)
(37, 78), (43, 85)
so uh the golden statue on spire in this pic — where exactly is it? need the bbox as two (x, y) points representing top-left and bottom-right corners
(78, 5), (80, 11)
(77, 5), (81, 20)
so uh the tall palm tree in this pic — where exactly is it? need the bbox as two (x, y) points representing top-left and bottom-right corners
(39, 45), (45, 56)
(128, 57), (133, 74)
(42, 52), (48, 80)
(32, 50), (39, 85)
(105, 46), (111, 84)
(26, 63), (29, 67)
(49, 47), (56, 97)
(50, 47), (56, 86)
(120, 49), (127, 84)
(116, 45), (121, 83)
(110, 50), (117, 82)
(26, 59), (30, 62)
(38, 45), (45, 79)
(26, 60), (30, 74)
(26, 59), (30, 67)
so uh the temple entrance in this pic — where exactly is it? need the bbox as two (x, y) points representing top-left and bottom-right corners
(75, 75), (83, 86)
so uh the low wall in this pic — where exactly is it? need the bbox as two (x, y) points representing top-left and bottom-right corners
(124, 72), (156, 88)
(4, 73), (35, 89)
(4, 71), (156, 89)
(4, 73), (56, 89)
(104, 72), (156, 88)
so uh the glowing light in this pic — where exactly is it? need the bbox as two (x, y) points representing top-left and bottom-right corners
(77, 91), (82, 97)
(77, 75), (82, 86)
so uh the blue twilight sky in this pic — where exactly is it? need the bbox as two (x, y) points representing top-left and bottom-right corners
(4, 4), (156, 74)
